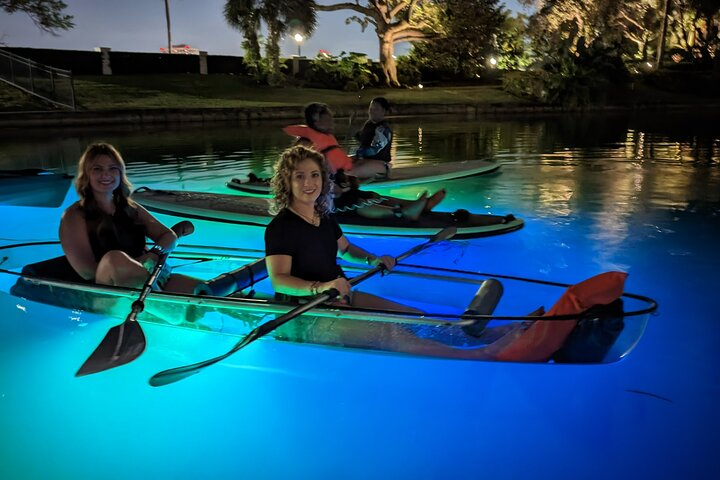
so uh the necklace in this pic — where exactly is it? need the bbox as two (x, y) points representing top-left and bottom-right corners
(289, 206), (320, 226)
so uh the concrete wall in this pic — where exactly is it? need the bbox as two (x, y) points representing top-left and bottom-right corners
(5, 47), (313, 76)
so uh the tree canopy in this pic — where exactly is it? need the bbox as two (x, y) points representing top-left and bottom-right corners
(316, 1), (442, 86)
(1, 0), (74, 34)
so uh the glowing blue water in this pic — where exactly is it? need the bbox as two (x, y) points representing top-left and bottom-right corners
(0, 112), (718, 479)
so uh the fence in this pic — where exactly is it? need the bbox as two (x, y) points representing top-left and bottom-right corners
(0, 48), (76, 110)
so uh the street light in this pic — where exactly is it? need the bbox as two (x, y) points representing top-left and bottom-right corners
(294, 33), (304, 57)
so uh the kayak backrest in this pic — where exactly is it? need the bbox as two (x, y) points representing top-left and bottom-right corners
(194, 257), (269, 297)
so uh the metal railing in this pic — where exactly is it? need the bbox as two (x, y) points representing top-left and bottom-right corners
(0, 48), (76, 110)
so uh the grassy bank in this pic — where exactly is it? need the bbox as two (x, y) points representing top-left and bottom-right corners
(2, 74), (530, 112)
(2, 72), (717, 114)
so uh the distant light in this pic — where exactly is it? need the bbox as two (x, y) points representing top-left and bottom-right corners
(645, 62), (653, 69)
(489, 57), (497, 66)
(294, 33), (304, 43)
(418, 83), (423, 89)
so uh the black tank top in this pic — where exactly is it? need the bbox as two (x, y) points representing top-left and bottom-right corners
(84, 204), (147, 262)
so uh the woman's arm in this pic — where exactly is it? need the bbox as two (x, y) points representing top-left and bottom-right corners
(266, 254), (350, 298)
(135, 205), (178, 270)
(59, 205), (98, 281)
(337, 235), (396, 270)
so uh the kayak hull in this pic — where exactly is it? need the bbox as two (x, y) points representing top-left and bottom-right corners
(0, 241), (655, 364)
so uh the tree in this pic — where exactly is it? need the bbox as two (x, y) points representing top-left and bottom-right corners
(1, 0), (74, 34)
(164, 0), (172, 55)
(225, 0), (317, 85)
(496, 12), (533, 70)
(225, 0), (263, 77)
(669, 0), (720, 66)
(316, 1), (442, 86)
(398, 0), (504, 81)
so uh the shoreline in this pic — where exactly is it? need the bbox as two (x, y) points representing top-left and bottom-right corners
(1, 102), (719, 129)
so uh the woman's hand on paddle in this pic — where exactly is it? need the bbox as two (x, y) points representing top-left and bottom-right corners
(320, 277), (352, 303)
(369, 254), (396, 271)
(138, 252), (171, 288)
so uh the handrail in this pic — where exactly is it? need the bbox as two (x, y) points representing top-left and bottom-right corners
(0, 48), (76, 110)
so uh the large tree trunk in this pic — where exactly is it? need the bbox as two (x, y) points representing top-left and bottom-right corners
(656, 0), (671, 69)
(379, 34), (400, 87)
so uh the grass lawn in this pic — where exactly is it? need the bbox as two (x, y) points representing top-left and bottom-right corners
(2, 72), (716, 113)
(3, 74), (532, 111)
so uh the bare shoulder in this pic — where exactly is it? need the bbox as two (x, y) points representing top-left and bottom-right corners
(60, 202), (85, 226)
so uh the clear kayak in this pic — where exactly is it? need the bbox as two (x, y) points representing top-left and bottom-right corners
(0, 241), (658, 365)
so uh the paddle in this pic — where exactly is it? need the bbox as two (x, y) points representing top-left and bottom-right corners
(75, 221), (195, 377)
(149, 226), (457, 387)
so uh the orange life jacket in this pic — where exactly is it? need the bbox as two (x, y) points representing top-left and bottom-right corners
(283, 125), (354, 172)
(489, 271), (628, 362)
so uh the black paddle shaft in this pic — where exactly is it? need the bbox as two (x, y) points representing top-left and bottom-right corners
(148, 226), (457, 387)
(75, 221), (194, 377)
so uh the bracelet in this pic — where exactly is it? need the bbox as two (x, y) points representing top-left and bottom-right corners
(310, 281), (321, 296)
(149, 244), (169, 258)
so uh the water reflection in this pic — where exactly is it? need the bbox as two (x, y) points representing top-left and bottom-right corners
(0, 112), (718, 246)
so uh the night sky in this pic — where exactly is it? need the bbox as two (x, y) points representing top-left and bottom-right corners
(0, 0), (525, 59)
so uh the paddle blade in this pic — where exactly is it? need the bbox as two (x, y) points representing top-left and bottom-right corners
(149, 365), (201, 387)
(75, 320), (146, 377)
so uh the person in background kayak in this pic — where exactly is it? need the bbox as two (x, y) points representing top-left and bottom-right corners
(284, 103), (445, 220)
(285, 102), (385, 180)
(60, 143), (198, 293)
(355, 96), (393, 164)
(265, 145), (531, 357)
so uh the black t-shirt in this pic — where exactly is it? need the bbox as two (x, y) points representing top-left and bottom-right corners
(265, 208), (345, 282)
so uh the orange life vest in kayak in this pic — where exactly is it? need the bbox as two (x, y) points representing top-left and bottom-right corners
(490, 271), (628, 362)
(283, 125), (354, 172)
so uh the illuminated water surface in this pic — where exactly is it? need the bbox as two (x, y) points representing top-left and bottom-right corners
(0, 112), (718, 479)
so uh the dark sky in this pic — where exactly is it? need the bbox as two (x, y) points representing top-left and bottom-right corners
(1, 0), (525, 59)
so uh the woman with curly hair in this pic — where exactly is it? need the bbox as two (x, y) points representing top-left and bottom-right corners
(265, 145), (413, 310)
(265, 147), (541, 357)
(60, 142), (197, 293)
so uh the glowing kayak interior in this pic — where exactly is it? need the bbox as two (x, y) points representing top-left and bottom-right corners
(0, 241), (657, 364)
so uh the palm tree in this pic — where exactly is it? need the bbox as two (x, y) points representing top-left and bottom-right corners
(225, 0), (263, 76)
(164, 0), (172, 54)
(225, 0), (317, 85)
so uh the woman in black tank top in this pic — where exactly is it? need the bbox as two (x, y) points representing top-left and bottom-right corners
(59, 143), (198, 294)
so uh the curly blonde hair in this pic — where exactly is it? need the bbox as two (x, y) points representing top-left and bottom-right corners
(75, 142), (136, 211)
(270, 145), (333, 216)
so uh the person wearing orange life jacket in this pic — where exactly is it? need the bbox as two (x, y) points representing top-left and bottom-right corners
(283, 102), (386, 179)
(283, 103), (445, 220)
